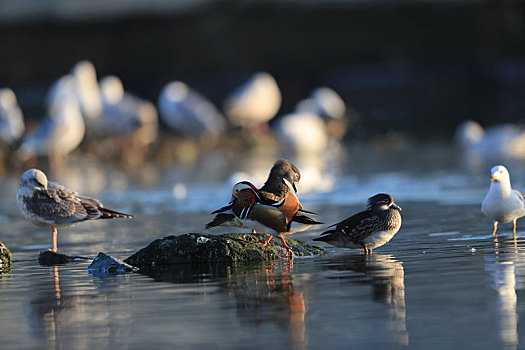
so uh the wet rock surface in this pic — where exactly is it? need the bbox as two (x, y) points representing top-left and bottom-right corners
(37, 250), (89, 266)
(0, 241), (11, 268)
(87, 252), (138, 275)
(125, 233), (326, 266)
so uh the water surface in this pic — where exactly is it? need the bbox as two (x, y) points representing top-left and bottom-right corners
(0, 143), (524, 349)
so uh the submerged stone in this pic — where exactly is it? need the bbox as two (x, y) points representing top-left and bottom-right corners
(37, 250), (89, 266)
(124, 233), (326, 266)
(87, 252), (138, 275)
(0, 241), (11, 268)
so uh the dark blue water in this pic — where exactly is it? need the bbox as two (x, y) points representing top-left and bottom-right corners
(0, 143), (524, 349)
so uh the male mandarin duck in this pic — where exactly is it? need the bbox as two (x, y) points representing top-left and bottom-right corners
(206, 159), (322, 257)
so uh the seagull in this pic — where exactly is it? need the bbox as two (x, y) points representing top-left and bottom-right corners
(294, 87), (350, 141)
(223, 72), (281, 130)
(314, 194), (402, 254)
(99, 75), (158, 139)
(0, 88), (25, 145)
(46, 61), (102, 133)
(294, 87), (346, 120)
(455, 120), (525, 161)
(481, 165), (525, 237)
(71, 60), (102, 125)
(98, 75), (159, 166)
(274, 111), (329, 155)
(158, 81), (225, 138)
(17, 168), (133, 252)
(17, 76), (85, 171)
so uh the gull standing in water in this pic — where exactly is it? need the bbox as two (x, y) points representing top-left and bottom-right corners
(17, 169), (133, 252)
(482, 165), (525, 238)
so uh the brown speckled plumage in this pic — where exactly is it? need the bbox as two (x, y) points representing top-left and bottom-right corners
(314, 193), (402, 254)
(21, 181), (132, 226)
(17, 168), (133, 252)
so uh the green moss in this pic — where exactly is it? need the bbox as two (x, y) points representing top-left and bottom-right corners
(125, 233), (326, 266)
(0, 241), (10, 268)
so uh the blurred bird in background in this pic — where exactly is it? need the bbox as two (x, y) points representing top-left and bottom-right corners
(97, 75), (159, 168)
(223, 72), (281, 138)
(16, 75), (85, 174)
(455, 120), (525, 167)
(158, 80), (225, 139)
(0, 88), (25, 174)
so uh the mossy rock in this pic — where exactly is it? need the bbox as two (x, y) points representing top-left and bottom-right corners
(124, 233), (325, 266)
(0, 241), (11, 269)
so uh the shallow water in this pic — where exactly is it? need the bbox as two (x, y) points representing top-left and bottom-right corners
(1, 143), (525, 349)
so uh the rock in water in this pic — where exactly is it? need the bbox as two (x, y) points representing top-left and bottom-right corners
(87, 252), (138, 275)
(38, 250), (88, 266)
(0, 241), (11, 268)
(124, 233), (325, 266)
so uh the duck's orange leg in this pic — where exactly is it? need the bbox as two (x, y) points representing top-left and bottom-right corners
(257, 235), (273, 246)
(279, 236), (293, 258)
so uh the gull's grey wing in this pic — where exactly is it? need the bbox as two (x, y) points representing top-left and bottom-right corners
(513, 189), (525, 206)
(38, 181), (101, 223)
(49, 181), (132, 220)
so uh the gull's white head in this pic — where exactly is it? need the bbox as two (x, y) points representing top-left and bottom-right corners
(490, 165), (511, 184)
(163, 81), (189, 102)
(0, 88), (17, 108)
(100, 75), (124, 104)
(455, 120), (484, 147)
(72, 60), (97, 83)
(19, 169), (48, 194)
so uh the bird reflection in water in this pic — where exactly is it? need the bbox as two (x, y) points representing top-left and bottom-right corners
(139, 260), (307, 349)
(486, 235), (523, 350)
(26, 265), (132, 349)
(321, 253), (408, 346)
(228, 261), (307, 350)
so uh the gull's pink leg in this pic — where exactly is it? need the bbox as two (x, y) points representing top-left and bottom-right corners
(52, 227), (58, 252)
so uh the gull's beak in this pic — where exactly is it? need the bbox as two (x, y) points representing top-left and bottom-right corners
(392, 203), (402, 211)
(490, 174), (497, 182)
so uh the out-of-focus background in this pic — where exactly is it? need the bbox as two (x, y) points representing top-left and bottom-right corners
(1, 0), (525, 182)
(4, 0), (525, 131)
